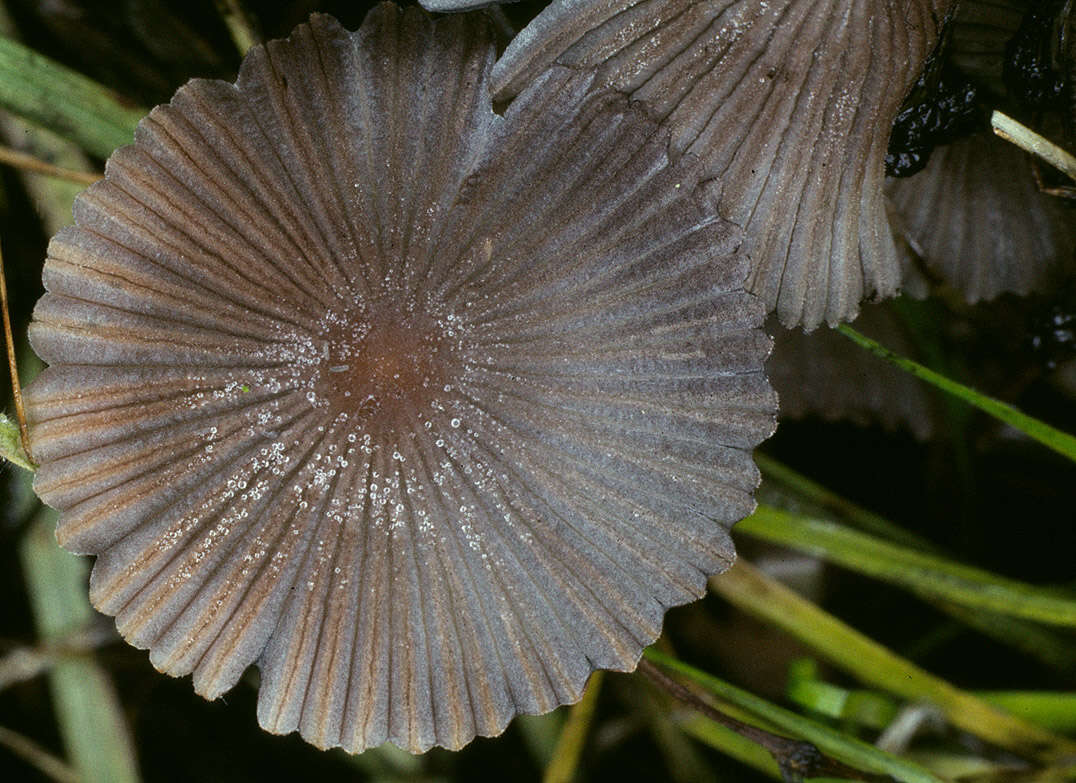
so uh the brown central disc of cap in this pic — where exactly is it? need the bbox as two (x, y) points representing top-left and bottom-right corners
(317, 302), (457, 423)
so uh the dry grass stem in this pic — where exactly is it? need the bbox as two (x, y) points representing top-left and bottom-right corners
(0, 143), (100, 186)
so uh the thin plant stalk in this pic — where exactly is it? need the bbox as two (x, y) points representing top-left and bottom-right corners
(18, 507), (141, 783)
(544, 671), (604, 783)
(710, 560), (1076, 762)
(756, 454), (1076, 675)
(0, 143), (100, 186)
(991, 110), (1076, 181)
(755, 452), (930, 549)
(788, 665), (1076, 734)
(633, 681), (721, 783)
(644, 650), (944, 783)
(837, 325), (1076, 463)
(213, 0), (260, 55)
(737, 505), (1076, 627)
(0, 239), (32, 463)
(0, 724), (80, 783)
(676, 714), (787, 781)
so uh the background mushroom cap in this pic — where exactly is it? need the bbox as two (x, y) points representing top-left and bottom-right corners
(887, 130), (1076, 303)
(25, 3), (776, 754)
(491, 0), (956, 330)
(766, 304), (938, 439)
(887, 0), (1076, 304)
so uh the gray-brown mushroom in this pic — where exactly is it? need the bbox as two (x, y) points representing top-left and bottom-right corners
(25, 4), (776, 754)
(491, 0), (956, 329)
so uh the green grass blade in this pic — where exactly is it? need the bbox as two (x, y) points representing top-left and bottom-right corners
(976, 693), (1076, 734)
(710, 560), (1076, 762)
(755, 457), (1076, 676)
(674, 714), (786, 781)
(543, 671), (603, 783)
(837, 325), (1076, 463)
(738, 505), (1076, 627)
(786, 659), (899, 731)
(0, 121), (91, 232)
(214, 0), (259, 56)
(933, 600), (1076, 678)
(678, 718), (862, 783)
(515, 712), (564, 770)
(0, 411), (33, 469)
(644, 649), (946, 783)
(788, 661), (1076, 734)
(0, 35), (144, 158)
(635, 686), (721, 783)
(18, 508), (141, 783)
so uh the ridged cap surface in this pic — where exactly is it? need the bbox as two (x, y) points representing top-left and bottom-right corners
(887, 131), (1076, 303)
(492, 0), (956, 329)
(26, 4), (776, 754)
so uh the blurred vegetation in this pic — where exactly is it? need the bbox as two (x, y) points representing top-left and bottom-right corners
(0, 2), (1074, 782)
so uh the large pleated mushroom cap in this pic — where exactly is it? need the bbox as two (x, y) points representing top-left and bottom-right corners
(491, 0), (956, 329)
(25, 4), (776, 754)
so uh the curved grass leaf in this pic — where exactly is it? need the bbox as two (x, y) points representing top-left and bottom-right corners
(757, 455), (1076, 676)
(18, 508), (140, 783)
(0, 35), (144, 158)
(644, 648), (946, 783)
(755, 452), (931, 549)
(0, 412), (32, 470)
(0, 724), (79, 783)
(789, 661), (1076, 734)
(837, 325), (1076, 463)
(710, 560), (1076, 763)
(738, 505), (1076, 627)
(674, 714), (805, 781)
(544, 672), (604, 783)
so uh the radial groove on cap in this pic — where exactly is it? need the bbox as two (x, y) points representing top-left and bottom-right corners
(492, 0), (955, 329)
(26, 3), (776, 754)
(887, 132), (1076, 303)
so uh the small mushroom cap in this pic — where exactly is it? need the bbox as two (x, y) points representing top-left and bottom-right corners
(26, 3), (776, 755)
(887, 131), (1076, 303)
(492, 0), (956, 329)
